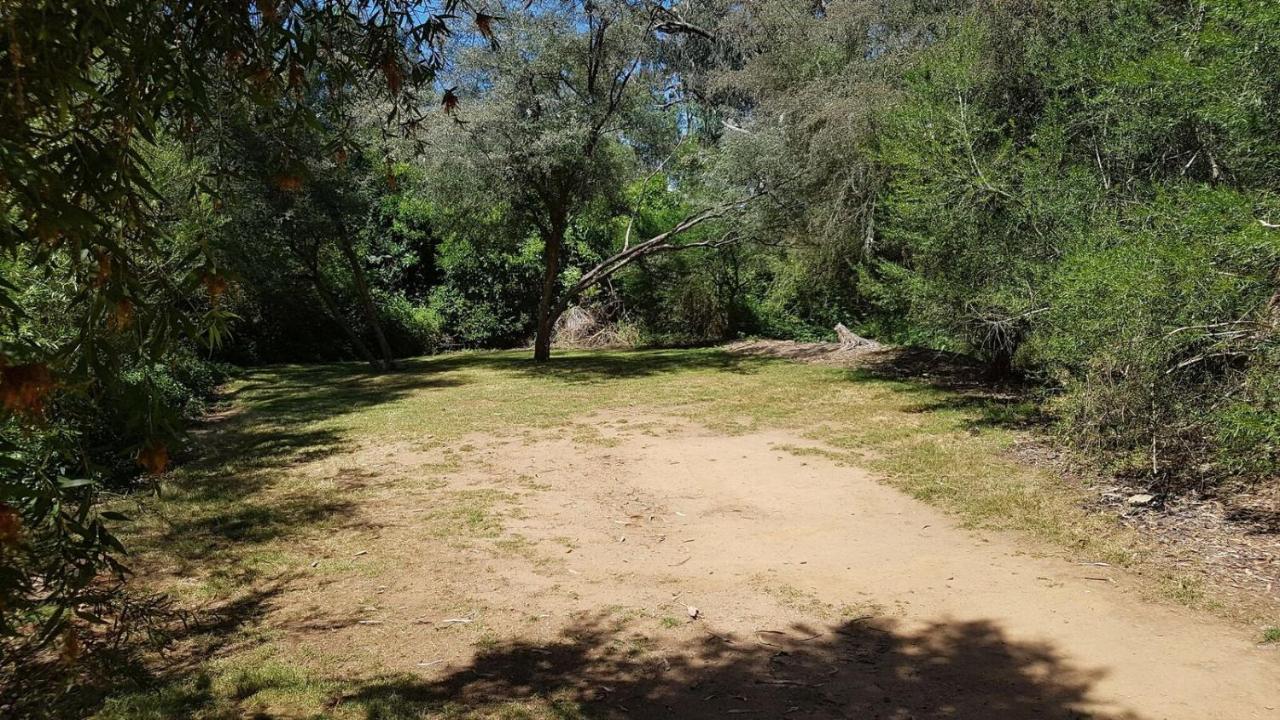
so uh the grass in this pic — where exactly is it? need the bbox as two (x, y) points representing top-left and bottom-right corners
(1263, 627), (1280, 645)
(749, 574), (883, 621)
(425, 489), (514, 540)
(240, 348), (1129, 563)
(92, 647), (589, 720)
(77, 346), (1256, 719)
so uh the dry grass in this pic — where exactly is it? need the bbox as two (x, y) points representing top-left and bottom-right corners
(85, 347), (1259, 719)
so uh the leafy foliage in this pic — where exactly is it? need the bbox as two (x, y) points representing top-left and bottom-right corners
(0, 0), (471, 671)
(682, 0), (1280, 488)
(6, 0), (1280, 698)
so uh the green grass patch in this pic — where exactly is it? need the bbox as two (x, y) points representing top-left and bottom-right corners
(93, 646), (590, 720)
(98, 347), (1172, 719)
(127, 347), (1140, 599)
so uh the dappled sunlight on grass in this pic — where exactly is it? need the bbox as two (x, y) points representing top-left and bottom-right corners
(89, 347), (1152, 720)
(126, 347), (1133, 600)
(95, 612), (1138, 720)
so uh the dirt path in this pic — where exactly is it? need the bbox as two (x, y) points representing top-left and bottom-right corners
(280, 415), (1279, 719)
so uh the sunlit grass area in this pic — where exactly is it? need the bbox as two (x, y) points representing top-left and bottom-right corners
(132, 348), (1133, 586)
(93, 347), (1166, 719)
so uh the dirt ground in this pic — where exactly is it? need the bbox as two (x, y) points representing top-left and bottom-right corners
(267, 414), (1280, 720)
(726, 338), (1280, 623)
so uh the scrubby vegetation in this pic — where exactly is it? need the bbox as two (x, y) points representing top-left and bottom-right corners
(3, 0), (1279, 710)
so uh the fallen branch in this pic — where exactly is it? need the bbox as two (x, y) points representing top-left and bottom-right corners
(546, 193), (767, 332)
(834, 323), (881, 350)
(1166, 350), (1248, 374)
(648, 4), (716, 40)
(755, 679), (825, 688)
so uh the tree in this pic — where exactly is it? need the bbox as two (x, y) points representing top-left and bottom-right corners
(457, 0), (658, 360)
(207, 93), (403, 370)
(0, 0), (474, 660)
(438, 0), (756, 360)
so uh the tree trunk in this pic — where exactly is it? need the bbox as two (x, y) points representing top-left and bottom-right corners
(310, 273), (379, 367)
(529, 201), (748, 360)
(335, 230), (395, 371)
(533, 216), (567, 362)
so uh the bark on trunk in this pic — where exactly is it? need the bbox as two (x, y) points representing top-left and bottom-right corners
(335, 231), (396, 371)
(533, 216), (567, 362)
(310, 273), (378, 367)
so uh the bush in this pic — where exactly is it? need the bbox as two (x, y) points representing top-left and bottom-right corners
(1033, 188), (1280, 487)
(377, 294), (443, 357)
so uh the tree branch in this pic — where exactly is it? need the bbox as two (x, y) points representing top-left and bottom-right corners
(645, 2), (716, 41)
(654, 19), (715, 40)
(561, 194), (764, 306)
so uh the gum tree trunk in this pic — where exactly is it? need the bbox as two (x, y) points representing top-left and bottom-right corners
(310, 272), (379, 367)
(333, 223), (395, 371)
(533, 213), (567, 362)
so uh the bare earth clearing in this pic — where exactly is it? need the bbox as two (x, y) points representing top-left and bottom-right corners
(97, 349), (1279, 720)
(304, 422), (1280, 719)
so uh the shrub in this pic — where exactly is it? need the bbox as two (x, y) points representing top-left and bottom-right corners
(1034, 188), (1280, 487)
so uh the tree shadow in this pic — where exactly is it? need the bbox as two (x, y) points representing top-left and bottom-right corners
(338, 614), (1142, 720)
(145, 347), (772, 572)
(892, 391), (1050, 434)
(7, 363), (478, 718)
(221, 361), (470, 430)
(143, 362), (470, 561)
(850, 347), (994, 390)
(1223, 506), (1280, 536)
(2, 582), (291, 719)
(415, 348), (777, 383)
(844, 347), (1047, 434)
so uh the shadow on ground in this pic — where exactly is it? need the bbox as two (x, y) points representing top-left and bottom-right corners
(147, 349), (767, 574)
(0, 365), (472, 717)
(336, 613), (1139, 720)
(1224, 506), (1280, 535)
(415, 346), (776, 383)
(842, 347), (1048, 433)
(152, 362), (471, 562)
(1, 582), (292, 719)
(18, 348), (1149, 719)
(222, 360), (471, 431)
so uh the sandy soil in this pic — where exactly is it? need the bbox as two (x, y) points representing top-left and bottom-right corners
(273, 415), (1280, 720)
(726, 337), (1280, 625)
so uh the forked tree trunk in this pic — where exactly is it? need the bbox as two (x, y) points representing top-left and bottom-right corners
(310, 273), (379, 367)
(533, 215), (567, 362)
(334, 227), (395, 371)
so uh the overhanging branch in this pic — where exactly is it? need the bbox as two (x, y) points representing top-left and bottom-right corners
(648, 4), (716, 41)
(654, 19), (714, 39)
(559, 194), (763, 308)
